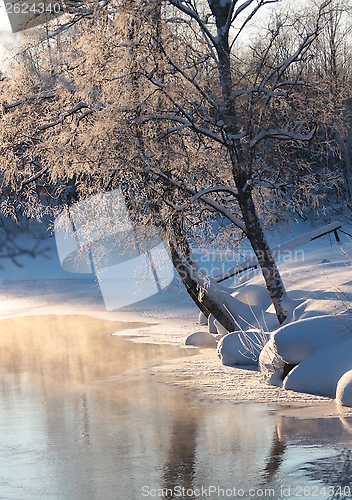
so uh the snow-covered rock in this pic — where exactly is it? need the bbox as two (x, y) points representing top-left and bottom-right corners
(273, 314), (352, 365)
(198, 311), (208, 326)
(259, 337), (285, 387)
(336, 370), (352, 407)
(208, 314), (217, 334)
(233, 284), (272, 308)
(283, 337), (352, 397)
(218, 330), (269, 367)
(185, 331), (217, 348)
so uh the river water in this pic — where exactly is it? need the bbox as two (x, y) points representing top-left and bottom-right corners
(0, 315), (351, 499)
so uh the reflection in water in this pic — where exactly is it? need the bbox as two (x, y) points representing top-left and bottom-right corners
(262, 416), (352, 498)
(0, 315), (198, 500)
(163, 410), (199, 498)
(263, 425), (287, 481)
(1, 316), (352, 499)
(303, 449), (352, 499)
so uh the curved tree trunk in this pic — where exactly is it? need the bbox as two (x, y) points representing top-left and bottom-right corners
(167, 190), (287, 328)
(168, 217), (237, 332)
(169, 242), (237, 332)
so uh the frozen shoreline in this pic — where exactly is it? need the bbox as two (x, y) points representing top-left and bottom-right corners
(0, 277), (349, 418)
(2, 225), (352, 416)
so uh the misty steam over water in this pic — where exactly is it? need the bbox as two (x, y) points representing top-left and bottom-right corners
(0, 315), (351, 499)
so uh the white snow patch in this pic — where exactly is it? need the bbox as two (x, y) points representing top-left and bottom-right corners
(273, 314), (352, 365)
(284, 337), (352, 397)
(199, 311), (208, 325)
(185, 331), (217, 348)
(217, 330), (269, 367)
(336, 370), (352, 407)
(208, 314), (217, 334)
(232, 284), (272, 308)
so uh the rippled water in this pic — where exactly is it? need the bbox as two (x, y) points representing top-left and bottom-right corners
(0, 315), (352, 499)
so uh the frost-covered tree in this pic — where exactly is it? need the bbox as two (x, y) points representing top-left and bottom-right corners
(311, 0), (352, 209)
(0, 0), (345, 328)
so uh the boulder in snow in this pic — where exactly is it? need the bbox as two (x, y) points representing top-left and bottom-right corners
(259, 337), (285, 387)
(233, 284), (272, 308)
(198, 311), (208, 326)
(218, 330), (269, 367)
(208, 314), (217, 334)
(185, 331), (217, 348)
(273, 314), (352, 365)
(283, 337), (352, 398)
(336, 370), (352, 407)
(230, 284), (279, 332)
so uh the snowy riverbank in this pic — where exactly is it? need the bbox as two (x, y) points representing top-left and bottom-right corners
(2, 221), (352, 413)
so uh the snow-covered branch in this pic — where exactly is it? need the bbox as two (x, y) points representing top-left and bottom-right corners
(38, 102), (93, 131)
(165, 58), (220, 110)
(139, 113), (226, 144)
(231, 0), (280, 47)
(250, 125), (316, 147)
(232, 86), (287, 98)
(175, 185), (239, 209)
(3, 90), (56, 111)
(16, 161), (49, 195)
(261, 0), (333, 103)
(168, 0), (217, 47)
(148, 167), (246, 232)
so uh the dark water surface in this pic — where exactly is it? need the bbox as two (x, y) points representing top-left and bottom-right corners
(0, 315), (352, 500)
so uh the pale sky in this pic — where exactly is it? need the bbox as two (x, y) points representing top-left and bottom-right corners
(0, 0), (338, 67)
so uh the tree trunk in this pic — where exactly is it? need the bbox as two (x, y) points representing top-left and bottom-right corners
(206, 3), (287, 325)
(169, 245), (237, 332)
(168, 218), (237, 332)
(237, 189), (287, 324)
